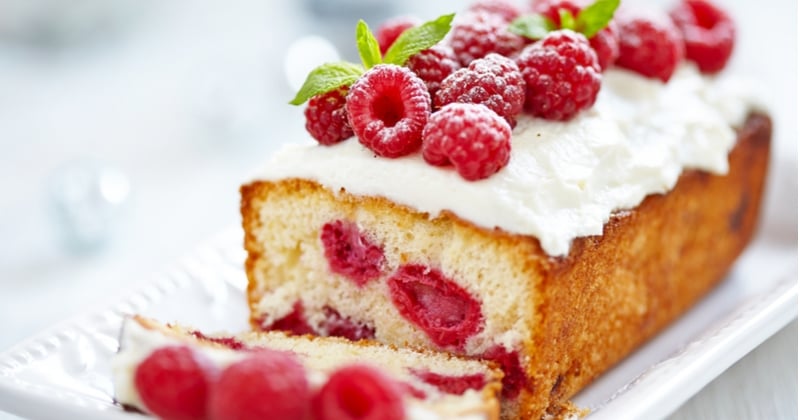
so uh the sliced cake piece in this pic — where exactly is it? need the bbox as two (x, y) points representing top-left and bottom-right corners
(112, 315), (502, 420)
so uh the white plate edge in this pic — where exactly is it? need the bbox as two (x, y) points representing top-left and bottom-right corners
(0, 229), (245, 420)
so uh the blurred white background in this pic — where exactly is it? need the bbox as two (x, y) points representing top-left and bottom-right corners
(0, 0), (795, 418)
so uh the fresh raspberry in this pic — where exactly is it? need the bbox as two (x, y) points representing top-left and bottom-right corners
(376, 16), (420, 54)
(516, 29), (601, 120)
(322, 305), (376, 341)
(346, 64), (431, 158)
(190, 330), (246, 350)
(208, 350), (310, 420)
(304, 87), (353, 145)
(616, 13), (685, 82)
(410, 370), (486, 395)
(670, 0), (735, 74)
(481, 345), (527, 398)
(406, 44), (460, 97)
(589, 21), (620, 71)
(422, 103), (511, 181)
(134, 346), (215, 420)
(434, 53), (525, 126)
(468, 0), (522, 22)
(532, 0), (620, 70)
(387, 264), (484, 349)
(449, 11), (526, 66)
(312, 364), (405, 420)
(260, 301), (315, 335)
(320, 220), (385, 286)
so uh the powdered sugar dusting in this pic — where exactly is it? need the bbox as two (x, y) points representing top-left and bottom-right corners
(435, 53), (525, 126)
(408, 44), (460, 96)
(449, 11), (525, 66)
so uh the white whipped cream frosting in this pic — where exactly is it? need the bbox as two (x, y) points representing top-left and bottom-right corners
(255, 65), (761, 256)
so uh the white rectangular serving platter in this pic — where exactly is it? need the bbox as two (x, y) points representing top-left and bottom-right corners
(0, 227), (796, 420)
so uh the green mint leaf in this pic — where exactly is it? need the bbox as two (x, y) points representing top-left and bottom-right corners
(576, 0), (620, 38)
(289, 62), (364, 105)
(356, 20), (382, 69)
(559, 9), (577, 31)
(508, 14), (556, 40)
(383, 13), (455, 66)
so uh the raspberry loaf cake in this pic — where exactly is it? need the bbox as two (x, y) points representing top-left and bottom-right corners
(113, 315), (503, 419)
(242, 1), (770, 418)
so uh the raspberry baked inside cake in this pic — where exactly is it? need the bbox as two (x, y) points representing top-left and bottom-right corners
(113, 316), (503, 420)
(243, 1), (770, 418)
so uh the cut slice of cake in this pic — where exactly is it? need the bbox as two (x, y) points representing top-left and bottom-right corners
(112, 315), (503, 420)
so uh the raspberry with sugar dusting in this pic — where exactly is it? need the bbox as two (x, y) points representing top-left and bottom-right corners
(376, 16), (421, 54)
(208, 350), (310, 420)
(134, 346), (215, 420)
(533, 0), (620, 70)
(589, 20), (620, 71)
(468, 0), (522, 22)
(670, 0), (735, 74)
(616, 12), (685, 82)
(516, 29), (601, 120)
(434, 53), (525, 126)
(304, 87), (353, 145)
(449, 11), (526, 66)
(346, 64), (431, 158)
(406, 44), (460, 97)
(423, 103), (511, 181)
(312, 364), (405, 420)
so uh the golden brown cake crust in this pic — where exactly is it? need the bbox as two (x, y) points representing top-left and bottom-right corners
(527, 112), (770, 417)
(241, 113), (771, 419)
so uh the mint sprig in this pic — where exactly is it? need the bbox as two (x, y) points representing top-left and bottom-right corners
(356, 20), (382, 69)
(383, 13), (455, 66)
(576, 0), (620, 38)
(509, 0), (619, 40)
(289, 62), (364, 105)
(509, 14), (555, 40)
(558, 9), (577, 31)
(290, 13), (454, 106)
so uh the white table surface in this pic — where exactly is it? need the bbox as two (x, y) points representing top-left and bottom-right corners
(0, 0), (796, 419)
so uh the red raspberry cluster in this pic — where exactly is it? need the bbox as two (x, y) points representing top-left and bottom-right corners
(615, 0), (735, 81)
(302, 0), (737, 181)
(134, 346), (409, 420)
